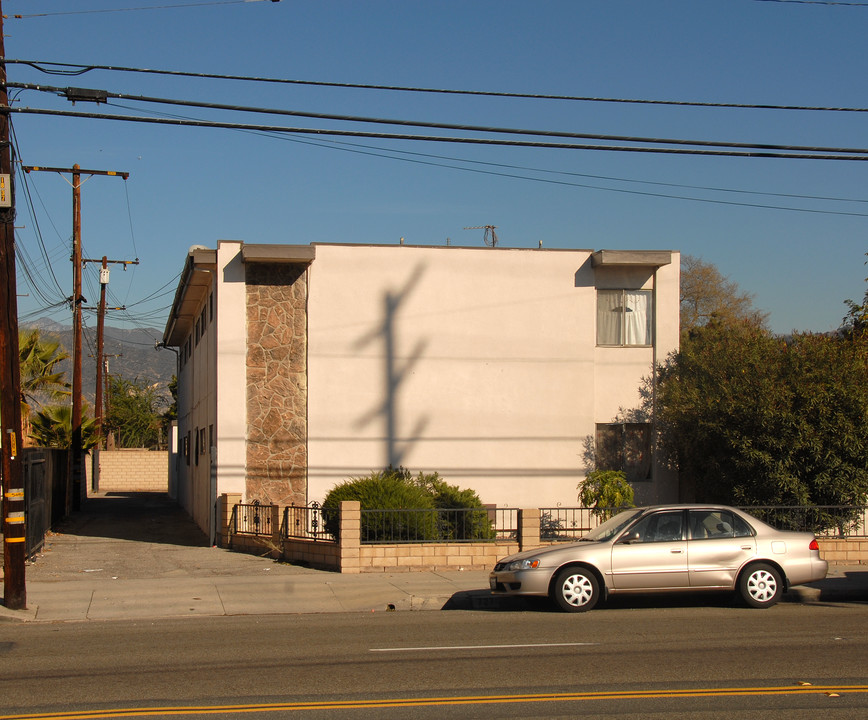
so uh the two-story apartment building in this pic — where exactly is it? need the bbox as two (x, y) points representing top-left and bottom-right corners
(163, 241), (680, 539)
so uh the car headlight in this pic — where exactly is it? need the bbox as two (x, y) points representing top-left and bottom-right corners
(505, 558), (540, 571)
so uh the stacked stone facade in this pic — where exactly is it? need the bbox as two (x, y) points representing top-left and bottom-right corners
(245, 263), (308, 506)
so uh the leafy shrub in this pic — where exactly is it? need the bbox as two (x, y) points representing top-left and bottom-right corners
(578, 469), (635, 520)
(419, 474), (496, 541)
(322, 466), (494, 541)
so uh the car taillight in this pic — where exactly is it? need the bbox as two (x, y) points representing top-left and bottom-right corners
(809, 539), (820, 551)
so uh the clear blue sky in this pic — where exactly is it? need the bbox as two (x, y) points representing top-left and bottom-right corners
(6, 0), (868, 338)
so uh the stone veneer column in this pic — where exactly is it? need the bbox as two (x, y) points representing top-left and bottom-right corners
(246, 263), (308, 506)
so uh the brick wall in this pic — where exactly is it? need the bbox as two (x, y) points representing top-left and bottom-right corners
(96, 449), (169, 493)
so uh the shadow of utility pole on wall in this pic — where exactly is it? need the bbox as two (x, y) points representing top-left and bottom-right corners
(353, 262), (430, 469)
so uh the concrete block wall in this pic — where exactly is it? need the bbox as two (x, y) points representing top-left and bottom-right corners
(96, 449), (169, 493)
(818, 538), (868, 565)
(358, 541), (519, 573)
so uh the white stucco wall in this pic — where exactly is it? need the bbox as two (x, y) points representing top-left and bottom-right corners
(306, 244), (679, 508)
(216, 240), (248, 500)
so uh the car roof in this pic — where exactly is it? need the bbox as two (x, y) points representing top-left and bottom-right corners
(632, 504), (743, 512)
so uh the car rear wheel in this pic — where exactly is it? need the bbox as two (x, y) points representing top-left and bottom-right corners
(551, 567), (599, 612)
(739, 563), (783, 608)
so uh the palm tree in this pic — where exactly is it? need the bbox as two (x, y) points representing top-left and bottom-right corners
(19, 329), (70, 444)
(29, 403), (98, 450)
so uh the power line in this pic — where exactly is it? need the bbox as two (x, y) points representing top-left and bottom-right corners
(12, 81), (868, 157)
(111, 99), (868, 215)
(9, 106), (868, 162)
(10, 121), (66, 297)
(9, 1), (279, 19)
(7, 58), (868, 113)
(756, 0), (868, 6)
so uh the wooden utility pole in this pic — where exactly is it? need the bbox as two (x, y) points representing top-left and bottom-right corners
(83, 255), (137, 492)
(22, 166), (128, 512)
(71, 165), (83, 511)
(95, 257), (108, 453)
(0, 2), (27, 610)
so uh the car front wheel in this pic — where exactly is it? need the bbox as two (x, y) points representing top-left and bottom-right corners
(739, 563), (783, 608)
(551, 567), (599, 612)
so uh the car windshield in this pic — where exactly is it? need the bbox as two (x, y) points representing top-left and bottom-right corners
(581, 509), (644, 542)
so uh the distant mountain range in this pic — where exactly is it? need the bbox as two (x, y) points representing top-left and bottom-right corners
(21, 318), (176, 405)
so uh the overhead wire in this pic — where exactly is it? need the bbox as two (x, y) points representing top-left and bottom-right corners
(102, 101), (868, 217)
(7, 58), (868, 113)
(10, 105), (868, 162)
(8, 1), (275, 19)
(10, 120), (67, 300)
(9, 82), (868, 157)
(8, 51), (868, 334)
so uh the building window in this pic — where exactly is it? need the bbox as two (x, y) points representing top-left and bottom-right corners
(596, 422), (652, 482)
(597, 289), (652, 346)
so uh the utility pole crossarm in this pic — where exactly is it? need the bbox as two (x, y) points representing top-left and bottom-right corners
(22, 165), (130, 180)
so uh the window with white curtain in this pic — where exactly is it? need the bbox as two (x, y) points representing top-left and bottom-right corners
(596, 289), (652, 346)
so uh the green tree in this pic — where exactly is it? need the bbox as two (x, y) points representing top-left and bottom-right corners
(29, 403), (98, 450)
(578, 469), (635, 520)
(104, 376), (165, 448)
(656, 319), (868, 515)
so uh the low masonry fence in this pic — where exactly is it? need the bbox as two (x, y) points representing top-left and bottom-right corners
(220, 495), (868, 573)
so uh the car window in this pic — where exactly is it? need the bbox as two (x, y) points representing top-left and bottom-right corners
(628, 511), (684, 543)
(689, 510), (754, 540)
(583, 509), (644, 541)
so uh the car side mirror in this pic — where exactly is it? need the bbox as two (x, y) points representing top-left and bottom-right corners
(617, 531), (641, 544)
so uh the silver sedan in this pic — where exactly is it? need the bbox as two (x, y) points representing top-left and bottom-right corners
(489, 504), (828, 611)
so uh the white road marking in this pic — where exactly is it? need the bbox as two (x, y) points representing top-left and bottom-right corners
(370, 642), (599, 652)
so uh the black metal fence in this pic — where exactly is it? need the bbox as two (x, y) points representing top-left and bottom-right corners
(539, 507), (601, 540)
(360, 507), (516, 544)
(230, 503), (868, 542)
(231, 501), (272, 536)
(538, 505), (868, 541)
(282, 502), (334, 542)
(739, 505), (867, 538)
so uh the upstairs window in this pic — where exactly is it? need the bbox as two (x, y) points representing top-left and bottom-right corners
(597, 289), (652, 346)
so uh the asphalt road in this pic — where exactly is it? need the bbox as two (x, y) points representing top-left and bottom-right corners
(1, 602), (867, 719)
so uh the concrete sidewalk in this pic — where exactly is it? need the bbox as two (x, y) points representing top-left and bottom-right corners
(2, 492), (866, 623)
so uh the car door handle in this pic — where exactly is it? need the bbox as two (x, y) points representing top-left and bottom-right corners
(670, 549), (683, 554)
(741, 545), (753, 550)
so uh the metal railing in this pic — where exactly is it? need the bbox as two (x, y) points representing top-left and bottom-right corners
(539, 507), (600, 541)
(229, 503), (868, 542)
(739, 505), (868, 538)
(360, 507), (516, 544)
(538, 505), (868, 541)
(231, 501), (272, 536)
(282, 502), (335, 542)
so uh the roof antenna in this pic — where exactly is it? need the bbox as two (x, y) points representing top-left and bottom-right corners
(464, 225), (498, 247)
